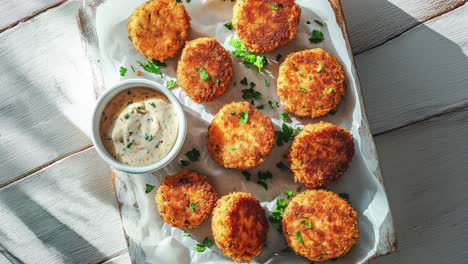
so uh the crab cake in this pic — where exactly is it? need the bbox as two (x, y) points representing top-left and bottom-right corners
(207, 101), (274, 169)
(177, 38), (233, 103)
(156, 170), (217, 229)
(282, 190), (359, 262)
(212, 192), (268, 262)
(277, 48), (346, 117)
(127, 0), (191, 61)
(289, 122), (354, 189)
(232, 0), (301, 53)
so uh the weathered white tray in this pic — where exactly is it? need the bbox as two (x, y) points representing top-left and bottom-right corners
(77, 0), (397, 263)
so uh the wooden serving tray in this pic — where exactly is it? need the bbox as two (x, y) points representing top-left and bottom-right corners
(77, 0), (397, 263)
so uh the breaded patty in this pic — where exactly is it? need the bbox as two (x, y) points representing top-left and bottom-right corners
(282, 190), (359, 262)
(207, 101), (275, 169)
(177, 38), (233, 103)
(212, 192), (268, 262)
(289, 122), (354, 189)
(156, 170), (217, 229)
(127, 0), (191, 61)
(232, 0), (301, 53)
(277, 48), (346, 117)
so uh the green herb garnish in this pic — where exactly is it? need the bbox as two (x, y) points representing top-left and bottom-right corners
(182, 232), (191, 237)
(285, 190), (294, 199)
(269, 2), (278, 10)
(238, 112), (249, 124)
(317, 63), (323, 73)
(240, 77), (248, 86)
(306, 21), (311, 24)
(149, 102), (156, 107)
(185, 148), (200, 162)
(126, 140), (134, 149)
(268, 100), (280, 109)
(242, 171), (251, 181)
(229, 37), (267, 71)
(299, 87), (308, 93)
(119, 66), (128, 76)
(339, 192), (350, 201)
(269, 198), (287, 233)
(276, 54), (282, 61)
(314, 19), (325, 26)
(309, 30), (324, 44)
(280, 112), (290, 122)
(124, 113), (130, 119)
(257, 171), (273, 190)
(242, 88), (263, 100)
(194, 237), (213, 252)
(276, 162), (289, 171)
(189, 203), (197, 212)
(296, 231), (304, 244)
(145, 134), (153, 141)
(230, 112), (236, 115)
(264, 79), (270, 87)
(145, 184), (155, 193)
(224, 21), (233, 30)
(198, 68), (209, 80)
(300, 220), (312, 229)
(137, 59), (166, 77)
(166, 80), (178, 89)
(275, 123), (296, 146)
(180, 160), (190, 167)
(327, 87), (335, 93)
(256, 104), (265, 110)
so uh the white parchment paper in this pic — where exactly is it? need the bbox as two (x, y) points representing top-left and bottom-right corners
(95, 0), (392, 263)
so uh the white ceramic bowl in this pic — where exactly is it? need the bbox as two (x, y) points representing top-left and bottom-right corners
(91, 79), (187, 174)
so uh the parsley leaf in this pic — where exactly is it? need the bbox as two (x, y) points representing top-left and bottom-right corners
(285, 190), (294, 199)
(300, 220), (312, 229)
(242, 171), (251, 181)
(119, 66), (128, 76)
(124, 113), (130, 119)
(240, 77), (248, 86)
(126, 140), (134, 149)
(275, 124), (295, 146)
(256, 104), (265, 110)
(268, 100), (280, 109)
(189, 203), (197, 212)
(269, 2), (278, 10)
(137, 59), (166, 76)
(314, 19), (325, 26)
(238, 112), (249, 124)
(242, 88), (263, 100)
(276, 54), (282, 61)
(280, 112), (290, 122)
(180, 160), (190, 167)
(182, 232), (191, 237)
(257, 171), (273, 190)
(264, 79), (270, 87)
(198, 68), (209, 80)
(328, 87), (335, 93)
(339, 192), (350, 201)
(296, 231), (304, 244)
(145, 134), (153, 141)
(306, 21), (311, 24)
(185, 148), (200, 162)
(145, 184), (155, 193)
(229, 37), (268, 71)
(194, 237), (213, 252)
(166, 80), (178, 89)
(149, 102), (156, 107)
(309, 30), (324, 44)
(276, 162), (289, 171)
(299, 87), (308, 93)
(316, 63), (323, 73)
(269, 198), (287, 233)
(224, 21), (233, 30)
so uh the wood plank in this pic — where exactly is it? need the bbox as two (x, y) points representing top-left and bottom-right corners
(0, 0), (64, 32)
(0, 148), (127, 264)
(372, 107), (468, 263)
(342, 0), (465, 54)
(355, 3), (468, 134)
(0, 1), (96, 185)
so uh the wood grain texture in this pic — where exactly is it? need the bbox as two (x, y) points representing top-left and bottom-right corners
(0, 0), (64, 32)
(342, 0), (465, 54)
(355, 3), (468, 134)
(372, 107), (468, 263)
(0, 1), (96, 185)
(0, 148), (127, 264)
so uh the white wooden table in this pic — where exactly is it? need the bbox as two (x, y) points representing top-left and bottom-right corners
(0, 0), (466, 263)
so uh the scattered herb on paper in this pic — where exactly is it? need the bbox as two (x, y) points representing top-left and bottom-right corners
(145, 184), (155, 193)
(309, 30), (324, 44)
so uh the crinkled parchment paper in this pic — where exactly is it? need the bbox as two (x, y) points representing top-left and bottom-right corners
(94, 0), (394, 263)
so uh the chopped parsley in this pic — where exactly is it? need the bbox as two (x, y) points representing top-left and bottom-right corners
(230, 112), (236, 115)
(316, 63), (323, 73)
(280, 112), (290, 122)
(269, 198), (287, 233)
(314, 19), (325, 26)
(285, 190), (294, 199)
(306, 21), (311, 24)
(276, 54), (282, 61)
(145, 184), (155, 193)
(224, 21), (233, 30)
(186, 0), (191, 3)
(198, 68), (209, 80)
(166, 80), (178, 89)
(180, 160), (190, 167)
(185, 148), (200, 162)
(300, 220), (312, 229)
(189, 203), (197, 213)
(119, 66), (128, 76)
(299, 87), (308, 93)
(137, 59), (166, 77)
(182, 232), (191, 237)
(256, 104), (265, 110)
(242, 87), (263, 100)
(268, 100), (280, 109)
(264, 79), (270, 87)
(131, 65), (135, 72)
(242, 171), (251, 181)
(124, 113), (130, 119)
(126, 140), (134, 149)
(275, 123), (296, 146)
(330, 109), (337, 115)
(145, 134), (153, 141)
(339, 192), (350, 201)
(328, 87), (335, 93)
(276, 162), (289, 171)
(229, 37), (268, 71)
(129, 131), (134, 136)
(149, 102), (156, 107)
(269, 2), (278, 10)
(309, 30), (324, 44)
(238, 112), (249, 124)
(296, 231), (304, 244)
(257, 171), (273, 190)
(137, 105), (145, 110)
(194, 237), (213, 252)
(240, 77), (248, 86)
(296, 186), (302, 192)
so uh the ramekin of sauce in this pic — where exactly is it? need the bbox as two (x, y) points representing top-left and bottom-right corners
(91, 79), (186, 174)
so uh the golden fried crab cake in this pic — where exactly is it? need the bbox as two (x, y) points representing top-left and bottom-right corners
(277, 48), (346, 117)
(127, 0), (191, 61)
(232, 0), (301, 53)
(207, 101), (274, 169)
(212, 192), (268, 262)
(288, 122), (354, 189)
(177, 38), (233, 103)
(156, 170), (217, 229)
(282, 190), (359, 262)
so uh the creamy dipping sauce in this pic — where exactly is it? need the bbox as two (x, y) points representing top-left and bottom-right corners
(100, 87), (178, 167)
